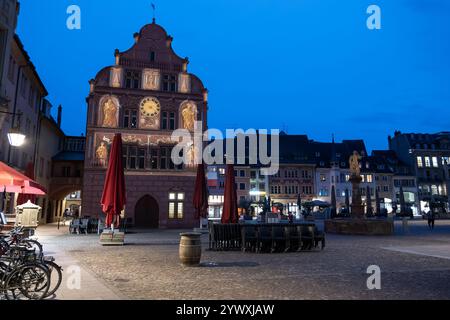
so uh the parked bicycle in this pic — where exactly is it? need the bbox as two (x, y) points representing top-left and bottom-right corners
(0, 226), (43, 258)
(0, 227), (62, 300)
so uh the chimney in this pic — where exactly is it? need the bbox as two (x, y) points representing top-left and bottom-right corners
(166, 36), (173, 48)
(57, 105), (62, 127)
(133, 32), (140, 44)
(114, 49), (120, 65)
(182, 57), (189, 72)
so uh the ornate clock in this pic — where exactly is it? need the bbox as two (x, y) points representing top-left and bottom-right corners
(139, 97), (161, 129)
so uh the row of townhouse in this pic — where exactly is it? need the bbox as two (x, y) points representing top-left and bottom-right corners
(206, 132), (450, 219)
(0, 1), (85, 224)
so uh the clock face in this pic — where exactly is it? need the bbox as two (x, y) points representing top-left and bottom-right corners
(140, 97), (161, 117)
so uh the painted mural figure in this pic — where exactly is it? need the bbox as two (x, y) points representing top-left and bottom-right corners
(96, 141), (108, 166)
(102, 98), (118, 127)
(181, 103), (195, 131)
(186, 143), (198, 166)
(179, 74), (190, 93)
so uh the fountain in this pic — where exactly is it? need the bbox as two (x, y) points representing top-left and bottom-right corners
(325, 151), (394, 235)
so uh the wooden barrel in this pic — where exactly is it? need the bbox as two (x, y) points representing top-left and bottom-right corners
(179, 232), (202, 266)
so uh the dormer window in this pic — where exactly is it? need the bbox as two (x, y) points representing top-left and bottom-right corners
(150, 51), (156, 62)
(125, 70), (141, 89)
(163, 74), (177, 92)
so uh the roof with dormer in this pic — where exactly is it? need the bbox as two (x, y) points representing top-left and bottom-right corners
(91, 21), (206, 95)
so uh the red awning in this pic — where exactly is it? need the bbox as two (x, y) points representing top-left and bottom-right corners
(207, 179), (218, 187)
(0, 161), (46, 195)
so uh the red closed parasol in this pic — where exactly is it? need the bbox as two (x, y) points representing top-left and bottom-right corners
(100, 134), (126, 229)
(193, 163), (208, 219)
(221, 164), (238, 224)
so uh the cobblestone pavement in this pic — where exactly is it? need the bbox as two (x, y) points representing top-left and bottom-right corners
(36, 220), (450, 300)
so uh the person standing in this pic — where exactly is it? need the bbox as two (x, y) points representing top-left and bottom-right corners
(427, 211), (435, 230)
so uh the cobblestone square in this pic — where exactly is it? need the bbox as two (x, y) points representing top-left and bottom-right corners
(36, 220), (450, 300)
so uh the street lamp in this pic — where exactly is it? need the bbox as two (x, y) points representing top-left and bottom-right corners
(0, 110), (26, 147)
(7, 127), (26, 147)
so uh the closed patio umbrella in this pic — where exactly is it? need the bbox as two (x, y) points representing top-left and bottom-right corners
(100, 134), (126, 229)
(17, 162), (37, 205)
(221, 164), (238, 224)
(297, 193), (302, 213)
(399, 185), (406, 216)
(345, 188), (350, 213)
(193, 163), (209, 225)
(366, 186), (373, 217)
(331, 185), (337, 218)
(375, 189), (381, 216)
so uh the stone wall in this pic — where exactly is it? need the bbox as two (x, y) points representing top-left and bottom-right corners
(82, 169), (198, 229)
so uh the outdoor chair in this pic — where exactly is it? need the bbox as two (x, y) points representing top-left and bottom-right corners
(241, 225), (258, 252)
(88, 218), (98, 234)
(78, 218), (89, 235)
(232, 224), (242, 249)
(257, 225), (272, 253)
(271, 225), (287, 253)
(208, 221), (216, 250)
(97, 217), (106, 234)
(313, 226), (326, 250)
(216, 224), (224, 250)
(284, 225), (301, 252)
(69, 219), (81, 234)
(299, 225), (314, 250)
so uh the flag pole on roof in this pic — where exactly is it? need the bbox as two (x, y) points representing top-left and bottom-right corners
(151, 3), (156, 23)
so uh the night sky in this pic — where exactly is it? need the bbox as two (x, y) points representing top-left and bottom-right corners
(18, 0), (450, 151)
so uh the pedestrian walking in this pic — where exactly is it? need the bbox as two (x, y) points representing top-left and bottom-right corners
(402, 215), (409, 233)
(427, 211), (435, 230)
(63, 208), (70, 225)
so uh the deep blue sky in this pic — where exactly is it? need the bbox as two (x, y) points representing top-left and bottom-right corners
(18, 0), (450, 151)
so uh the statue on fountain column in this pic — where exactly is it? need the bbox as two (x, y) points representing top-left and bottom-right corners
(349, 151), (362, 177)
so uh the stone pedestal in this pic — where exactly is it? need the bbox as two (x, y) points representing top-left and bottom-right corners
(100, 230), (125, 246)
(350, 175), (364, 219)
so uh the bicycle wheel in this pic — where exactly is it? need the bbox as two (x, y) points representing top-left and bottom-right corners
(4, 263), (50, 300)
(43, 260), (63, 297)
(21, 240), (43, 258)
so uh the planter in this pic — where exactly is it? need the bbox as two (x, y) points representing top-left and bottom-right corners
(179, 232), (202, 266)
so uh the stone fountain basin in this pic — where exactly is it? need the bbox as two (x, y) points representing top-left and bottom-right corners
(325, 218), (394, 236)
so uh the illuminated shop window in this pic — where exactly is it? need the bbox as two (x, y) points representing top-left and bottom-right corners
(432, 157), (438, 168)
(168, 192), (184, 219)
(417, 157), (423, 168)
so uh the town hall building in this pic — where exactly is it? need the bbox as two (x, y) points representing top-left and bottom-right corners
(82, 20), (208, 228)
